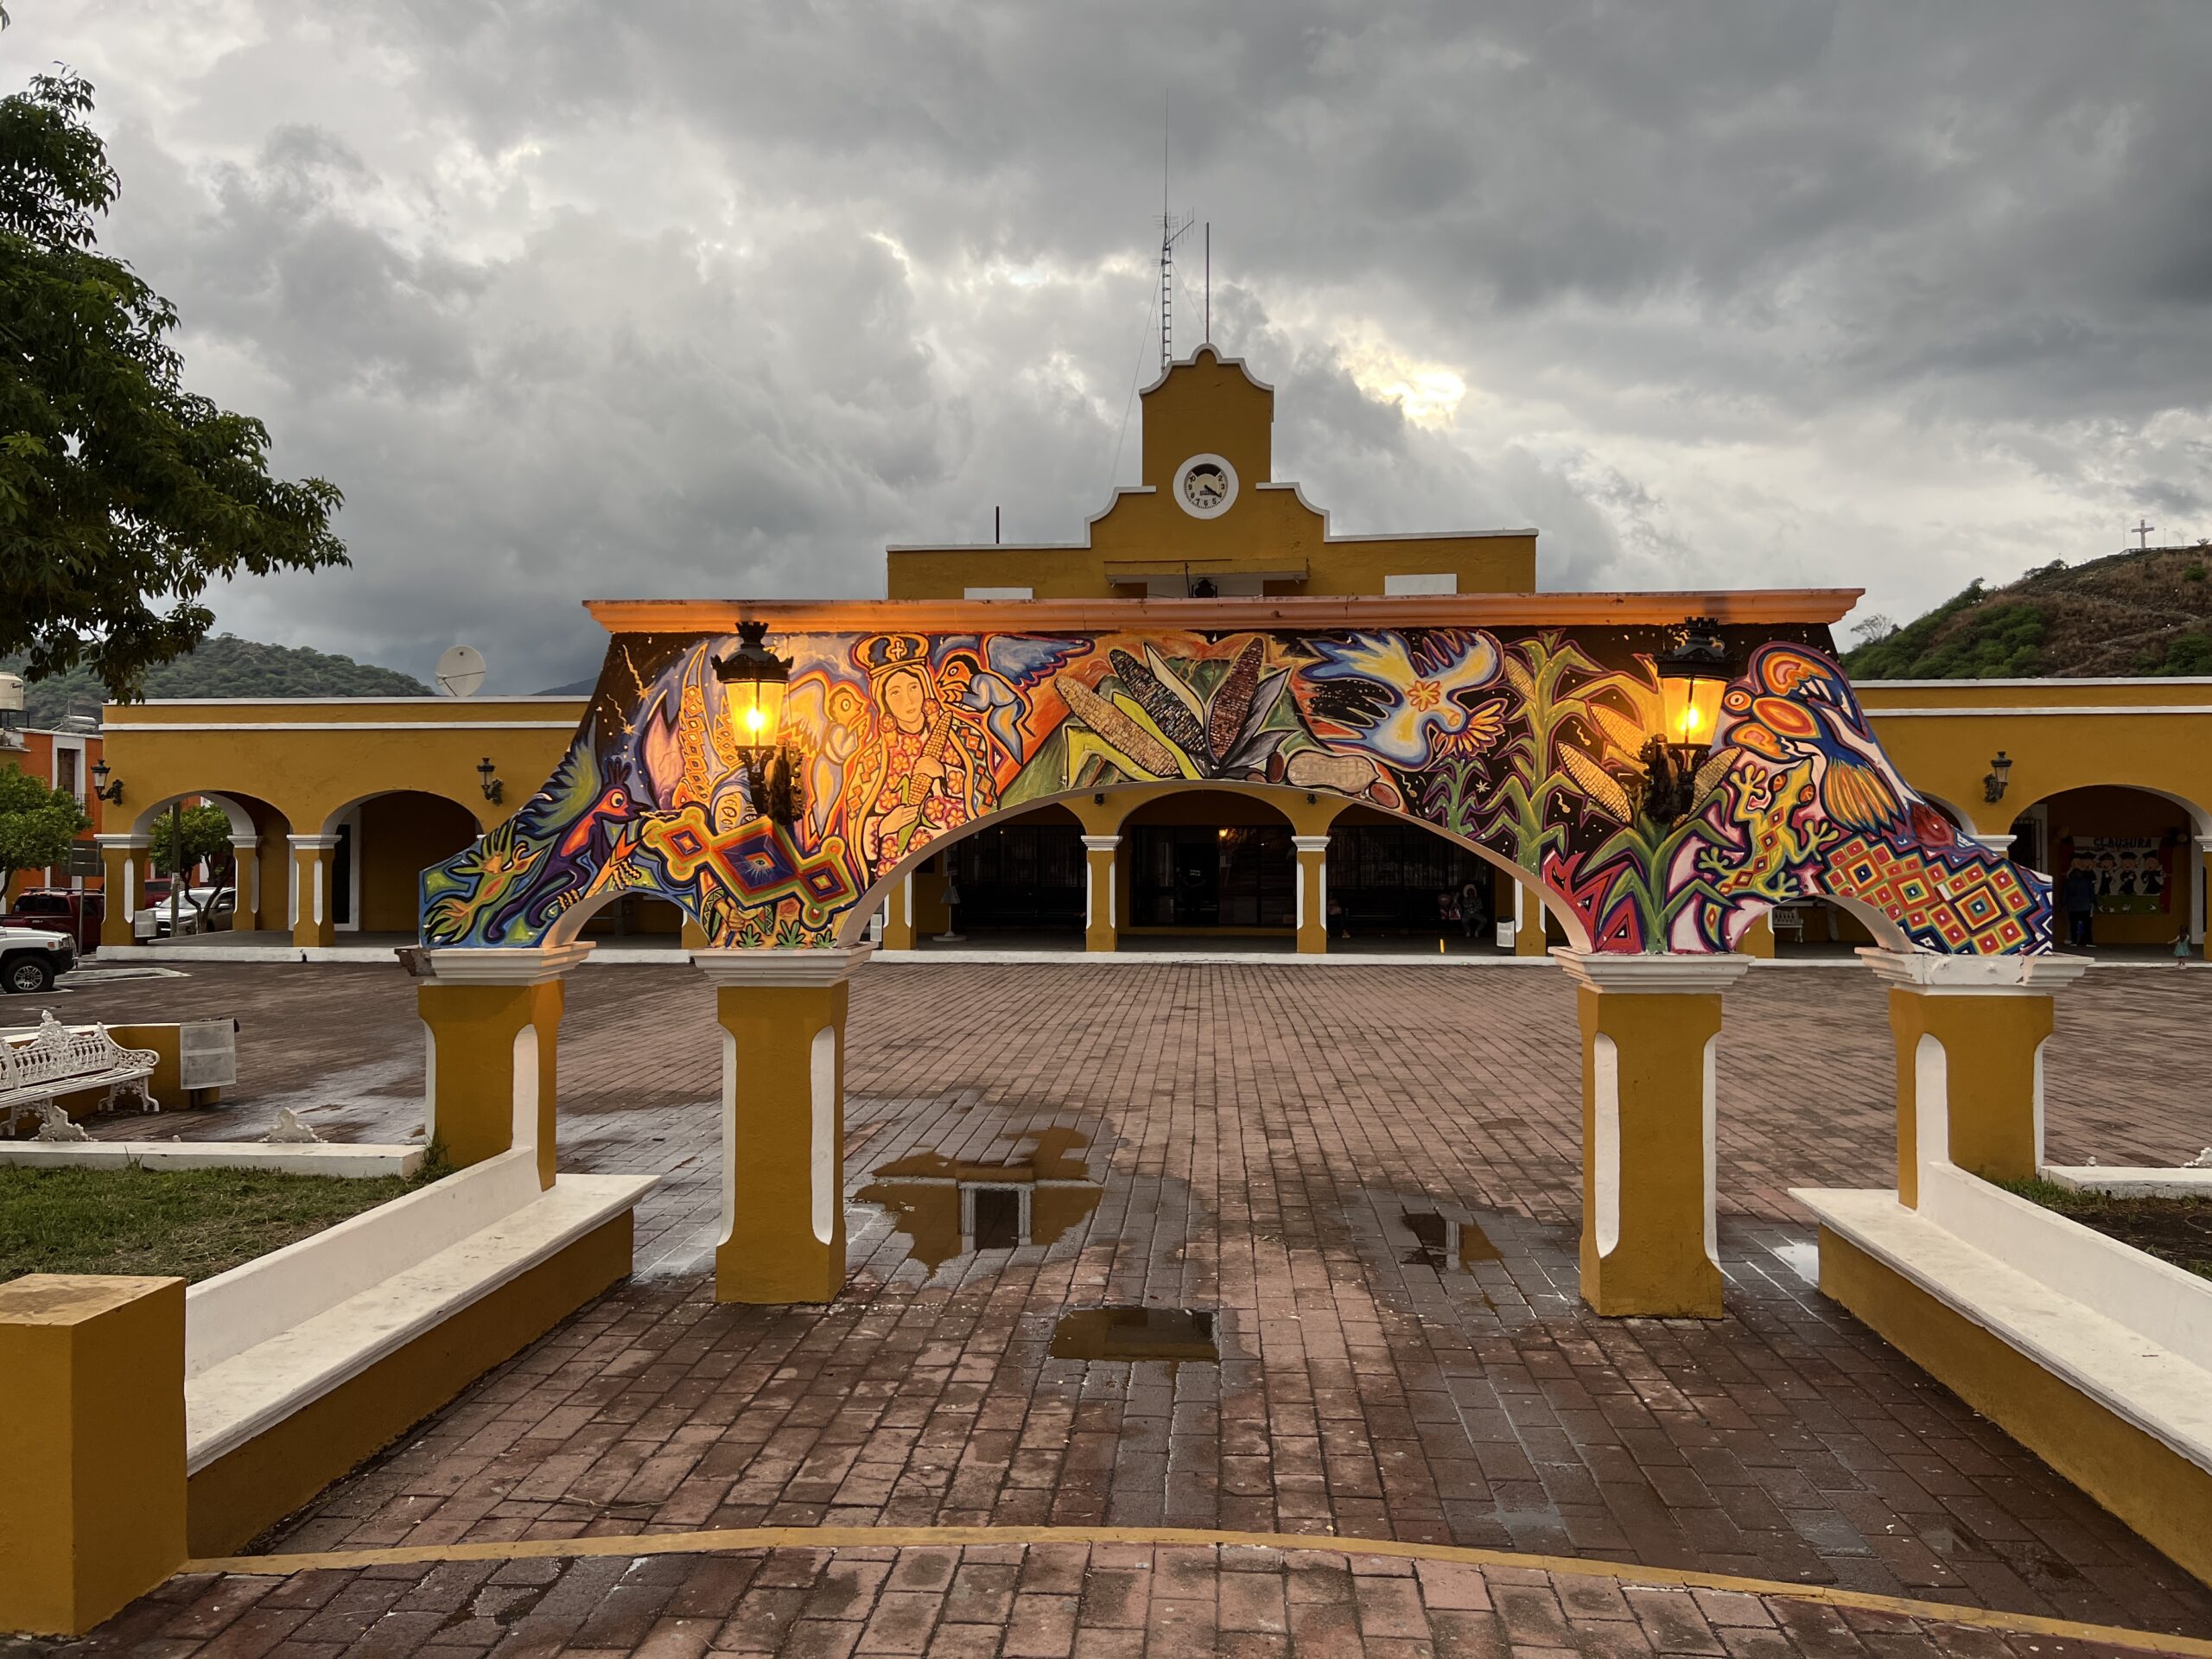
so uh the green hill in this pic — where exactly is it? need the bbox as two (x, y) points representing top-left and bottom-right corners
(6, 635), (429, 727)
(1845, 546), (2212, 680)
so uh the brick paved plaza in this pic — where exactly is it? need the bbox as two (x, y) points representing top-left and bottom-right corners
(40, 958), (2212, 1654)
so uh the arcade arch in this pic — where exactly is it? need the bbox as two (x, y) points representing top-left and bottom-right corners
(2006, 782), (2211, 949)
(835, 779), (1587, 956)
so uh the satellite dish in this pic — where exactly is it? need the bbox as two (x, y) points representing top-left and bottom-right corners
(435, 645), (486, 699)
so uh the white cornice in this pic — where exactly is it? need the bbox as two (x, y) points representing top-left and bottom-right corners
(691, 944), (875, 988)
(1551, 950), (1755, 994)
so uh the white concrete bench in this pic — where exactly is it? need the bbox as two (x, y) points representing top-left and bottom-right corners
(184, 1148), (654, 1477)
(1801, 1176), (2212, 1470)
(0, 1012), (159, 1140)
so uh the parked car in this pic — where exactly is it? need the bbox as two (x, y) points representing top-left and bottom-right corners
(2, 888), (103, 955)
(134, 886), (236, 940)
(0, 922), (75, 993)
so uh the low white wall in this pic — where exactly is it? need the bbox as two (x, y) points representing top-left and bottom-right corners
(185, 1149), (541, 1377)
(2045, 1164), (2212, 1199)
(1917, 1160), (2212, 1370)
(0, 1141), (421, 1178)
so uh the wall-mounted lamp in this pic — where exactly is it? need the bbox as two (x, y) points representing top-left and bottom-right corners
(476, 757), (504, 804)
(711, 620), (802, 826)
(1983, 751), (2012, 804)
(1637, 618), (1732, 823)
(90, 758), (124, 804)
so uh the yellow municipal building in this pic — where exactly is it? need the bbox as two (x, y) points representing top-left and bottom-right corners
(80, 347), (2212, 957)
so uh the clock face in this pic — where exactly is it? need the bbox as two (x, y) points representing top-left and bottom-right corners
(1173, 453), (1238, 519)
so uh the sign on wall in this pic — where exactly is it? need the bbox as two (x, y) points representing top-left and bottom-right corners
(2062, 836), (2174, 913)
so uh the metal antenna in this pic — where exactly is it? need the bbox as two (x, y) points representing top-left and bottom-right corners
(1205, 221), (1211, 343)
(1160, 211), (1193, 370)
(1159, 98), (1192, 370)
(2131, 518), (2157, 550)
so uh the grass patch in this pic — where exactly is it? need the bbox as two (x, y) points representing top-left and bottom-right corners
(1998, 1177), (2212, 1281)
(0, 1160), (446, 1285)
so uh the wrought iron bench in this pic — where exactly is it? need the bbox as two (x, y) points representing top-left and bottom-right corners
(0, 1012), (161, 1141)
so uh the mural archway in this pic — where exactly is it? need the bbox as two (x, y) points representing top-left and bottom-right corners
(423, 611), (2054, 960)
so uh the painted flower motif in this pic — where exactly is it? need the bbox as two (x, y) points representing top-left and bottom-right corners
(1302, 630), (1504, 766)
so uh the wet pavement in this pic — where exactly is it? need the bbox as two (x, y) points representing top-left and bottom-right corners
(17, 958), (2212, 1649)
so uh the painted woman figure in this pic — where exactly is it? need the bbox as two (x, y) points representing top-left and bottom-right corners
(848, 633), (1002, 878)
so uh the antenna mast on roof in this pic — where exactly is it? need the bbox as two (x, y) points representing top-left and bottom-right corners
(1159, 100), (1193, 371)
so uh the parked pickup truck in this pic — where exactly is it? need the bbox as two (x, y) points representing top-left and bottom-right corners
(2, 888), (103, 956)
(0, 922), (76, 994)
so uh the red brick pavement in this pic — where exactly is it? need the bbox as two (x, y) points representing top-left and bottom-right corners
(62, 1541), (2210, 1658)
(24, 960), (2212, 1647)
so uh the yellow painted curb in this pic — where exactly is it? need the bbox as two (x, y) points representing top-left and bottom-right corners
(186, 1523), (2212, 1657)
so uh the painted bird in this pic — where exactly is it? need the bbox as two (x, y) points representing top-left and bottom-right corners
(1724, 646), (1905, 835)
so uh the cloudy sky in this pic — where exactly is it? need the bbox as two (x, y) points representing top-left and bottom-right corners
(12, 2), (2211, 690)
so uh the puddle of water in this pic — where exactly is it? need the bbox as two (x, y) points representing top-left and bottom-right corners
(1400, 1211), (1503, 1272)
(856, 1127), (1102, 1275)
(1051, 1306), (1217, 1363)
(1769, 1239), (1821, 1287)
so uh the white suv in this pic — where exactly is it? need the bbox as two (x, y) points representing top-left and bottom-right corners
(0, 924), (75, 994)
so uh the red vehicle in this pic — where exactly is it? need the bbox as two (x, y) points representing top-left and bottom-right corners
(3, 888), (104, 955)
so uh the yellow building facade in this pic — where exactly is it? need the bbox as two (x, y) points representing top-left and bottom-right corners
(86, 347), (2212, 958)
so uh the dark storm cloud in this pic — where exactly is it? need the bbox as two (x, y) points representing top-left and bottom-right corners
(10, 2), (2210, 686)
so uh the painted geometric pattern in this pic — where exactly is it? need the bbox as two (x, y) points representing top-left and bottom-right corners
(420, 625), (2055, 957)
(1825, 834), (2042, 954)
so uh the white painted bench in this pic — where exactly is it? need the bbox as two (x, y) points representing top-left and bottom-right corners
(184, 1149), (654, 1475)
(0, 1011), (159, 1140)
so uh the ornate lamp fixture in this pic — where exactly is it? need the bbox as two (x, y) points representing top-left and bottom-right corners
(1638, 618), (1731, 823)
(90, 758), (124, 804)
(711, 620), (802, 826)
(476, 757), (504, 804)
(1983, 751), (2012, 804)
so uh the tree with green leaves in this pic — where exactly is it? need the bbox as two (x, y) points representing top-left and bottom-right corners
(0, 63), (347, 701)
(0, 760), (89, 897)
(149, 799), (237, 929)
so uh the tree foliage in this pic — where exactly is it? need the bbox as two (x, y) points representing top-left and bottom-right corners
(0, 67), (347, 700)
(149, 800), (232, 878)
(0, 760), (88, 885)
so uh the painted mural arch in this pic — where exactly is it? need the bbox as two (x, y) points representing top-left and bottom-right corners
(420, 601), (2056, 957)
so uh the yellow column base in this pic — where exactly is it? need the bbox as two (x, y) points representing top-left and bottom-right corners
(1294, 836), (1330, 955)
(880, 874), (917, 950)
(0, 1275), (186, 1637)
(698, 948), (870, 1304)
(1514, 901), (1551, 957)
(1862, 950), (2087, 1206)
(680, 918), (710, 951)
(94, 837), (145, 950)
(1559, 951), (1750, 1319)
(289, 836), (339, 949)
(1735, 913), (1776, 958)
(1082, 837), (1119, 952)
(419, 944), (591, 1187)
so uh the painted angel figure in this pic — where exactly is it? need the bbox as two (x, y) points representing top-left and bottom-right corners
(847, 633), (1003, 878)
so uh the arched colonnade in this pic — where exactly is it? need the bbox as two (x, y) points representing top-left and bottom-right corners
(406, 598), (2082, 1323)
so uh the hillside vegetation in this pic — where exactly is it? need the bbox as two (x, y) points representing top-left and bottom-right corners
(1845, 547), (2212, 679)
(7, 634), (428, 727)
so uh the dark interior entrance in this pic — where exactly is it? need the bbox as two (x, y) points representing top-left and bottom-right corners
(1326, 822), (1492, 938)
(944, 817), (1084, 932)
(1130, 824), (1294, 928)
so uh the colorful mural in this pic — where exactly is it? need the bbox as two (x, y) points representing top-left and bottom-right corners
(421, 625), (2054, 956)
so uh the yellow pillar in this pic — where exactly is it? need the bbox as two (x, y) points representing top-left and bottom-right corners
(1736, 913), (1776, 958)
(879, 874), (917, 950)
(1513, 880), (1552, 957)
(229, 836), (261, 932)
(418, 944), (590, 1188)
(1861, 950), (2088, 1207)
(681, 917), (711, 951)
(289, 833), (339, 949)
(2198, 836), (2211, 961)
(1293, 834), (1330, 954)
(1082, 835), (1120, 952)
(696, 946), (870, 1304)
(1558, 951), (1751, 1319)
(94, 834), (147, 950)
(0, 1275), (187, 1637)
